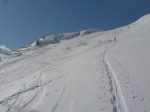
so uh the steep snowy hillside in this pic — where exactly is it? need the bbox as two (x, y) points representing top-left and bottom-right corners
(0, 15), (150, 112)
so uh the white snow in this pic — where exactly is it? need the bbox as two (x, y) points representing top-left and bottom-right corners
(0, 14), (150, 112)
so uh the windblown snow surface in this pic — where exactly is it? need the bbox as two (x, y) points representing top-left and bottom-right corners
(0, 15), (150, 112)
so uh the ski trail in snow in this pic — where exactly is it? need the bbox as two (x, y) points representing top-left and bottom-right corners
(51, 87), (65, 112)
(102, 43), (129, 112)
(0, 71), (68, 112)
(0, 75), (44, 112)
(102, 47), (117, 112)
(105, 58), (129, 112)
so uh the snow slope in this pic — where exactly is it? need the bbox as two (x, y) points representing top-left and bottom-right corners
(0, 14), (150, 112)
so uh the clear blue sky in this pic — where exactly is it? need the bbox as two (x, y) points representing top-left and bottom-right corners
(0, 0), (150, 50)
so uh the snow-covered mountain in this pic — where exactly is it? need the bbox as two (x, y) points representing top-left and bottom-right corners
(0, 14), (150, 112)
(29, 29), (99, 47)
(0, 45), (11, 57)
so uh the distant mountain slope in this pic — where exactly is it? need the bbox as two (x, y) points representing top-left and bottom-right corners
(0, 45), (11, 57)
(30, 29), (99, 47)
(0, 14), (150, 112)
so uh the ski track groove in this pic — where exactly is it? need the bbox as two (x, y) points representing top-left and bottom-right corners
(102, 42), (129, 112)
(6, 94), (20, 112)
(0, 76), (42, 112)
(0, 72), (67, 112)
(51, 87), (65, 112)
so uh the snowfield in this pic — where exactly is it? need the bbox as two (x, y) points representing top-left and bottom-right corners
(0, 15), (150, 112)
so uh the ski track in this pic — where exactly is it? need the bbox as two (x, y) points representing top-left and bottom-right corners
(102, 42), (129, 112)
(0, 78), (43, 112)
(51, 87), (65, 112)
(0, 68), (68, 112)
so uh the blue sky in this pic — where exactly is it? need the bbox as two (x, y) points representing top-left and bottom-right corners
(0, 0), (150, 50)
